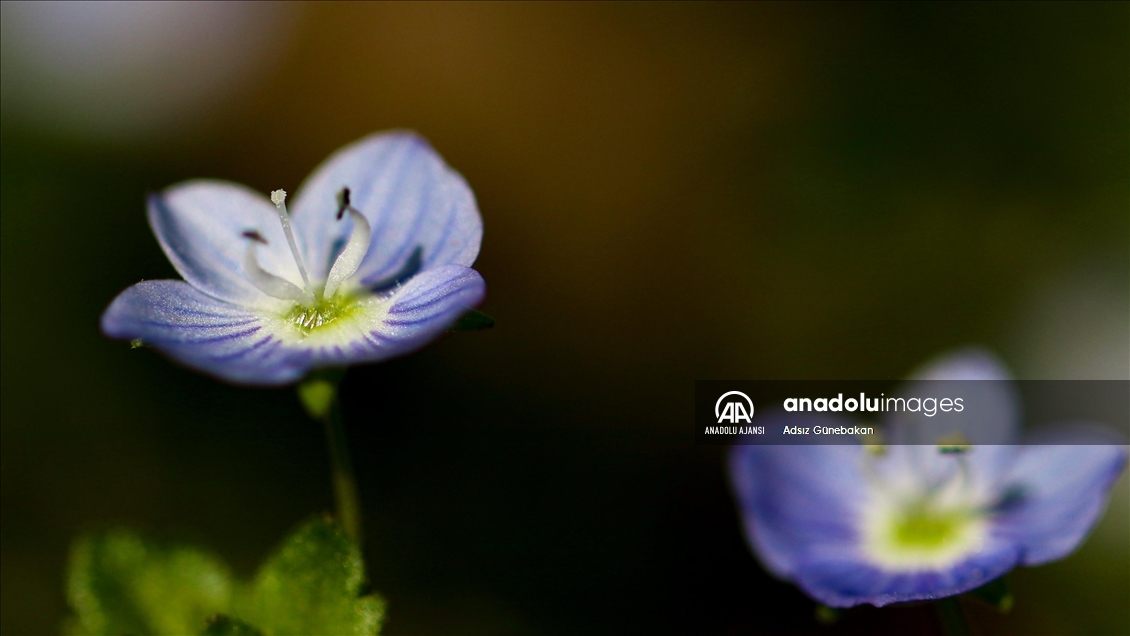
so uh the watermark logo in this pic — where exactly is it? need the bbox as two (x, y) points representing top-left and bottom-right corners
(715, 391), (754, 423)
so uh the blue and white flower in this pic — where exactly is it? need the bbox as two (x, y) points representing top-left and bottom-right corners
(102, 131), (485, 385)
(729, 350), (1127, 608)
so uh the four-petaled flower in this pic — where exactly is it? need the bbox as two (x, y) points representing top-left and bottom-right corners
(102, 131), (485, 384)
(729, 349), (1127, 607)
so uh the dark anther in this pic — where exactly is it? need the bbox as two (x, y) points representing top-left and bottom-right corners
(242, 230), (268, 244)
(336, 187), (351, 220)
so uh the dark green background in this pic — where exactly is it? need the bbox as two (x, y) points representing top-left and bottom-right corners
(3, 3), (1127, 634)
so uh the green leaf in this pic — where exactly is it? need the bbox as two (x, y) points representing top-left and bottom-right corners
(66, 529), (234, 635)
(237, 517), (384, 636)
(448, 309), (495, 331)
(202, 614), (265, 635)
(964, 576), (1014, 613)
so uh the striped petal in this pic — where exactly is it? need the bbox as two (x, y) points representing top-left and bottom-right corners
(289, 131), (482, 286)
(148, 181), (307, 306)
(101, 280), (309, 385)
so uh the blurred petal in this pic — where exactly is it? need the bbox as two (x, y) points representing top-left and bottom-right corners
(728, 434), (871, 579)
(101, 280), (308, 385)
(290, 131), (482, 284)
(993, 443), (1128, 565)
(729, 412), (1030, 608)
(148, 181), (306, 306)
(793, 542), (1021, 608)
(887, 347), (1020, 445)
(907, 347), (1015, 383)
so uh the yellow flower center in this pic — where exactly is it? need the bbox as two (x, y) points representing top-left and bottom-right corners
(286, 294), (362, 333)
(892, 507), (967, 549)
(863, 499), (985, 570)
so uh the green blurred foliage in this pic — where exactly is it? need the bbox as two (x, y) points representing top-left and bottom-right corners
(66, 531), (233, 635)
(65, 518), (383, 635)
(202, 615), (264, 636)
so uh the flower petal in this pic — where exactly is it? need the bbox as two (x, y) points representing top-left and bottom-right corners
(887, 347), (1020, 445)
(282, 264), (485, 367)
(729, 416), (1029, 608)
(906, 347), (1015, 383)
(101, 280), (309, 385)
(728, 430), (872, 579)
(290, 131), (482, 285)
(793, 542), (1021, 608)
(149, 181), (306, 306)
(992, 442), (1128, 565)
(771, 444), (1023, 607)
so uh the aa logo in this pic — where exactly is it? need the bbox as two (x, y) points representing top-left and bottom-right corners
(715, 391), (754, 424)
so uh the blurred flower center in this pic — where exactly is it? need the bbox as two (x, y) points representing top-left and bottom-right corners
(861, 456), (987, 570)
(891, 506), (968, 549)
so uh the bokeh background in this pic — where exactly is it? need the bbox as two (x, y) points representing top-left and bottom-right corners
(2, 2), (1127, 634)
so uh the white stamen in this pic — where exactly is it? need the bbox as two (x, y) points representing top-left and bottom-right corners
(243, 239), (312, 303)
(271, 189), (314, 302)
(323, 206), (372, 299)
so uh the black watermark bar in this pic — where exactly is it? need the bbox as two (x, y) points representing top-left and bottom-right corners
(695, 381), (1129, 445)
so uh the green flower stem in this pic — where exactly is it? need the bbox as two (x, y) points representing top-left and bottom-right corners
(298, 369), (362, 546)
(324, 399), (362, 546)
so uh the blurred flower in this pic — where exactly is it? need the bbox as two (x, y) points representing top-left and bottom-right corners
(728, 349), (1127, 607)
(102, 131), (485, 384)
(0, 1), (294, 141)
